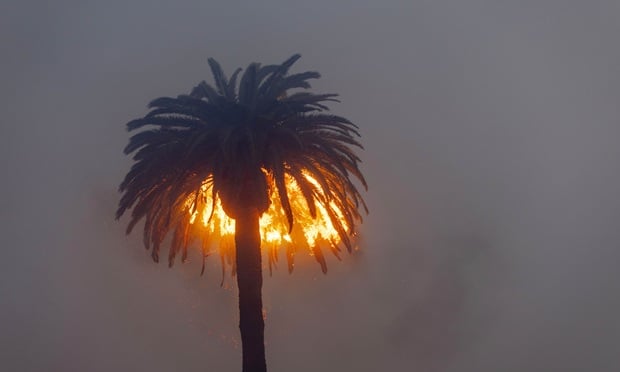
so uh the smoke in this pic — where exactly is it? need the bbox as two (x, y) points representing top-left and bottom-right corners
(2, 1), (619, 371)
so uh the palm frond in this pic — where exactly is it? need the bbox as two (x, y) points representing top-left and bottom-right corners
(117, 54), (367, 273)
(207, 57), (229, 95)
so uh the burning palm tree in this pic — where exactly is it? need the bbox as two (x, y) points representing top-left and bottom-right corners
(116, 54), (367, 372)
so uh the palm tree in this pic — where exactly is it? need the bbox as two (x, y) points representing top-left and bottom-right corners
(116, 54), (367, 372)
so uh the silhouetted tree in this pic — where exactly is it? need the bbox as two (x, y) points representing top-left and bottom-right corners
(116, 54), (367, 372)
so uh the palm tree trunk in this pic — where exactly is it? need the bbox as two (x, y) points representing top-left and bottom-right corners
(235, 207), (267, 372)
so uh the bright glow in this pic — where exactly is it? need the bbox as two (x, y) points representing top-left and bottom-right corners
(186, 173), (348, 258)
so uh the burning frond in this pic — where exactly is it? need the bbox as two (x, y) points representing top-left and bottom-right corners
(117, 54), (367, 275)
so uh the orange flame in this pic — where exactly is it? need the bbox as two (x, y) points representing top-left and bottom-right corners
(186, 173), (349, 267)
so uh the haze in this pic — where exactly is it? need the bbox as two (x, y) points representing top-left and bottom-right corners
(2, 1), (619, 371)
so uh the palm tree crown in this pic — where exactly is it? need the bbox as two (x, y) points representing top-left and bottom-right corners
(116, 54), (367, 274)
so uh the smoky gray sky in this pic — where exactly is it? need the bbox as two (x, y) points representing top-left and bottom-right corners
(2, 1), (620, 371)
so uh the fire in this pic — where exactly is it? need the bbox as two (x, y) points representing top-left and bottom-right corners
(186, 173), (349, 268)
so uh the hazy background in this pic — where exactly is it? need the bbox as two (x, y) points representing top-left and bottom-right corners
(2, 1), (619, 371)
